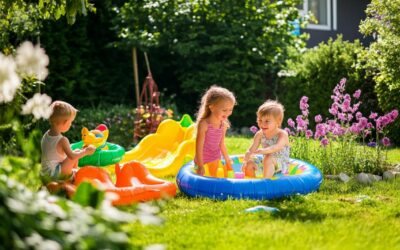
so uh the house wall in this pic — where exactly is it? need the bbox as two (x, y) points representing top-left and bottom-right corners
(303, 0), (372, 47)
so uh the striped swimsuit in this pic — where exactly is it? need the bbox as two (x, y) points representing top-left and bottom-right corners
(203, 122), (224, 163)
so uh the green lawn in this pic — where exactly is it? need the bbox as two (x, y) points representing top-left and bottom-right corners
(124, 137), (400, 249)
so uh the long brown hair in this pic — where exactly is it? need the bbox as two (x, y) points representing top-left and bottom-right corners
(196, 85), (236, 124)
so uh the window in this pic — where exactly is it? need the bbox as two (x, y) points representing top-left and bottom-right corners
(298, 0), (336, 31)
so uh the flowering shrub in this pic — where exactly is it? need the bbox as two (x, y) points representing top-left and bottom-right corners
(134, 74), (173, 143)
(1, 41), (53, 155)
(134, 104), (173, 141)
(286, 78), (398, 174)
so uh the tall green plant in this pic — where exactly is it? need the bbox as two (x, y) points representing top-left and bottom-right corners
(360, 0), (400, 144)
(113, 0), (308, 127)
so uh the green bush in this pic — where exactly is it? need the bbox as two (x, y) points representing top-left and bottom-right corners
(113, 0), (308, 127)
(360, 0), (400, 145)
(278, 36), (379, 128)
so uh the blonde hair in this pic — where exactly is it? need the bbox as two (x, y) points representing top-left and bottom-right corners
(196, 85), (236, 124)
(49, 101), (78, 124)
(257, 100), (285, 126)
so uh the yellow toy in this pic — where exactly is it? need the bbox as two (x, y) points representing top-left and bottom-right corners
(121, 116), (195, 177)
(81, 124), (109, 150)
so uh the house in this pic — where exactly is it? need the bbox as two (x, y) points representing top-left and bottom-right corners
(299, 0), (372, 47)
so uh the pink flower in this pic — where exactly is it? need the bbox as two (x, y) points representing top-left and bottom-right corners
(329, 103), (338, 116)
(338, 113), (346, 122)
(296, 115), (308, 131)
(390, 109), (398, 120)
(287, 118), (295, 128)
(356, 112), (363, 120)
(369, 112), (378, 119)
(314, 114), (322, 123)
(342, 99), (351, 112)
(353, 89), (361, 99)
(320, 138), (329, 147)
(305, 130), (313, 139)
(250, 126), (258, 134)
(381, 137), (391, 147)
(300, 96), (309, 111)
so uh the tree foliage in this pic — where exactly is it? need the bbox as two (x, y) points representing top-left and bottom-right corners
(359, 0), (400, 144)
(0, 0), (94, 51)
(113, 0), (308, 126)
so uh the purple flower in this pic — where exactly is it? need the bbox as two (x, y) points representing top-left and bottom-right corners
(300, 96), (309, 111)
(351, 102), (360, 113)
(356, 112), (363, 120)
(381, 137), (391, 147)
(390, 109), (398, 120)
(305, 130), (313, 139)
(342, 99), (351, 112)
(320, 138), (329, 147)
(314, 114), (322, 123)
(287, 118), (295, 128)
(347, 114), (353, 121)
(353, 89), (361, 99)
(250, 126), (258, 134)
(329, 103), (339, 116)
(314, 123), (327, 138)
(338, 113), (346, 122)
(349, 124), (360, 134)
(369, 112), (378, 119)
(296, 115), (308, 131)
(367, 141), (376, 147)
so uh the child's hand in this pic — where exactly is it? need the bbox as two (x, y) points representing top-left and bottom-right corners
(85, 145), (96, 155)
(196, 165), (205, 176)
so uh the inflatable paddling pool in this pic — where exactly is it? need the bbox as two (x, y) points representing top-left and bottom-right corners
(176, 155), (323, 200)
(71, 141), (125, 167)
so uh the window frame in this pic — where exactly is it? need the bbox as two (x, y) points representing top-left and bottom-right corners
(299, 0), (336, 31)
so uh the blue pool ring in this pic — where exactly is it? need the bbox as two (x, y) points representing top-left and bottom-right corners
(176, 155), (323, 200)
(71, 141), (125, 167)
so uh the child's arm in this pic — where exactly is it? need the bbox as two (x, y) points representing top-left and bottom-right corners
(220, 124), (231, 169)
(244, 131), (262, 162)
(256, 130), (289, 155)
(60, 137), (96, 160)
(194, 121), (207, 175)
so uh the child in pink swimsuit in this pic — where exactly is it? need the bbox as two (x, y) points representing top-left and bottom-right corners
(194, 86), (236, 177)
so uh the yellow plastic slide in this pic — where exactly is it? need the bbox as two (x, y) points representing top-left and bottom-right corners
(121, 115), (195, 177)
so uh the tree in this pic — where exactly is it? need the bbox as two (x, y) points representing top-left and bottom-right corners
(0, 0), (94, 51)
(113, 0), (308, 126)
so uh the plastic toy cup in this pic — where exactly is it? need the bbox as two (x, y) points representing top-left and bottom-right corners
(227, 170), (234, 178)
(235, 172), (245, 179)
(216, 168), (224, 178)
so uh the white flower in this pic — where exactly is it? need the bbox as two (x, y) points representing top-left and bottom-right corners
(21, 93), (52, 120)
(0, 54), (20, 103)
(16, 41), (49, 81)
(145, 244), (165, 250)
